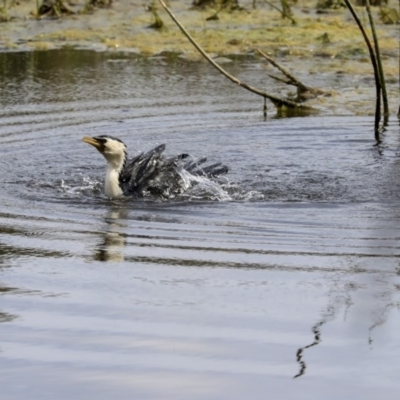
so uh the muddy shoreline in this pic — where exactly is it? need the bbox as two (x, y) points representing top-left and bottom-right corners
(1, 2), (398, 64)
(0, 0), (398, 116)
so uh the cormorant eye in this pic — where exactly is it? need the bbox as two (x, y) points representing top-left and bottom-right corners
(93, 136), (108, 144)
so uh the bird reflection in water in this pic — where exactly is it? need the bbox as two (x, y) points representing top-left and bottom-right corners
(93, 208), (128, 262)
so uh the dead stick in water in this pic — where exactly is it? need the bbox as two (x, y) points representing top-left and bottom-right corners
(157, 0), (308, 110)
(344, 0), (381, 138)
(364, 0), (389, 121)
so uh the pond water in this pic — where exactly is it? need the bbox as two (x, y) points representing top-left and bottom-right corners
(1, 50), (400, 400)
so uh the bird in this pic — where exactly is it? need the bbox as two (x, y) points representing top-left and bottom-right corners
(82, 135), (228, 198)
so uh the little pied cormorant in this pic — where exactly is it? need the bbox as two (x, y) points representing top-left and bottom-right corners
(82, 135), (228, 198)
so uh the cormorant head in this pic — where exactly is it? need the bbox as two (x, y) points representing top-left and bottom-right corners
(82, 135), (127, 166)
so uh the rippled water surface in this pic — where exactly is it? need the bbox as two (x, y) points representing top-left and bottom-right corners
(1, 50), (400, 400)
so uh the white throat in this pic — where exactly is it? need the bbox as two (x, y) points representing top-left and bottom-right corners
(104, 156), (124, 198)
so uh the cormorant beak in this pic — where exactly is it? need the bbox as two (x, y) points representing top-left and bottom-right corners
(82, 136), (105, 153)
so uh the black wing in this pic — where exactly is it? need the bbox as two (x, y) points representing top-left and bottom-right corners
(120, 144), (228, 197)
(119, 144), (185, 197)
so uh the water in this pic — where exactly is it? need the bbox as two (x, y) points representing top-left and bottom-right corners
(1, 50), (400, 400)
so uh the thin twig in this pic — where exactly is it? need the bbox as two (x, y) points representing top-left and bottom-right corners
(157, 0), (307, 110)
(266, 73), (292, 85)
(257, 48), (329, 102)
(257, 48), (308, 92)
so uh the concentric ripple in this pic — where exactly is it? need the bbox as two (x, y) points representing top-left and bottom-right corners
(1, 50), (400, 400)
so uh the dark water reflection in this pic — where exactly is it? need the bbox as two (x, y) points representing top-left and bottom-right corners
(0, 50), (400, 400)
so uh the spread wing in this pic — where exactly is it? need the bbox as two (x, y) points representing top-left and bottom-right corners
(119, 144), (228, 197)
(119, 144), (185, 196)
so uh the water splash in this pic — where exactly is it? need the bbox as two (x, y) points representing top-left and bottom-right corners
(178, 169), (232, 201)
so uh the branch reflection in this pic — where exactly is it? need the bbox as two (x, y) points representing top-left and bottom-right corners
(294, 280), (356, 378)
(0, 310), (17, 324)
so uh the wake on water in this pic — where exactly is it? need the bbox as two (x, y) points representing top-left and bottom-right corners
(55, 168), (237, 202)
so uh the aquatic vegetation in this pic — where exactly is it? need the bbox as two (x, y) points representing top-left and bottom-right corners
(379, 6), (399, 24)
(0, 0), (10, 21)
(36, 0), (75, 18)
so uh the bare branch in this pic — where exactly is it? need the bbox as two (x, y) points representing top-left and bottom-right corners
(157, 0), (311, 110)
(257, 48), (308, 92)
(257, 48), (330, 102)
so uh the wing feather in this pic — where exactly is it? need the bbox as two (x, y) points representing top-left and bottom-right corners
(119, 144), (228, 197)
